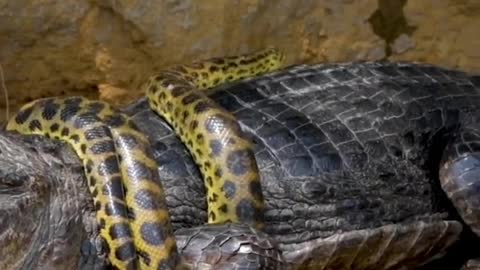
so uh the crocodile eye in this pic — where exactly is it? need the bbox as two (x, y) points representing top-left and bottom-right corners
(301, 180), (327, 199)
(0, 173), (28, 189)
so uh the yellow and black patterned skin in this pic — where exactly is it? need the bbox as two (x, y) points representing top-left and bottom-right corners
(145, 48), (285, 228)
(6, 48), (284, 269)
(7, 97), (181, 270)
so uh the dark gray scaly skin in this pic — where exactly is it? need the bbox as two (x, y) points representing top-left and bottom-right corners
(0, 132), (284, 270)
(125, 61), (480, 269)
(0, 132), (104, 269)
(1, 61), (479, 269)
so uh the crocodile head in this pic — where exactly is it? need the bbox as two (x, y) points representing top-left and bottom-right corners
(0, 131), (285, 270)
(0, 133), (95, 269)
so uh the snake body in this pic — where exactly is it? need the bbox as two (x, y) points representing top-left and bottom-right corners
(7, 98), (180, 269)
(7, 48), (284, 269)
(145, 48), (284, 228)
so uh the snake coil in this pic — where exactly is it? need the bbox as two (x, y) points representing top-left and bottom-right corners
(7, 47), (284, 269)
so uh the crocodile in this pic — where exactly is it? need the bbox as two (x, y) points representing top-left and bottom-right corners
(1, 61), (479, 269)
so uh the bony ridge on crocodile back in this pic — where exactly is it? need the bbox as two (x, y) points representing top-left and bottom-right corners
(145, 47), (285, 229)
(6, 47), (285, 269)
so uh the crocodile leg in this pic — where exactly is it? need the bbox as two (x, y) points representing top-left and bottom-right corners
(440, 118), (480, 236)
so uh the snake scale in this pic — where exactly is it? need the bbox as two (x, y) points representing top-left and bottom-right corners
(6, 48), (284, 269)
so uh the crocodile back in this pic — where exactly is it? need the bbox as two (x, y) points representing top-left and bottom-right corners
(127, 62), (480, 245)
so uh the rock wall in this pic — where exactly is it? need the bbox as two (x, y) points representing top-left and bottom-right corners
(0, 0), (479, 121)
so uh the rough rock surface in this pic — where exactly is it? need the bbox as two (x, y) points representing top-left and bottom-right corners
(0, 0), (479, 121)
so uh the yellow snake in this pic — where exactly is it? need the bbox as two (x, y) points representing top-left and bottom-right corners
(145, 47), (284, 228)
(7, 98), (180, 269)
(6, 48), (284, 269)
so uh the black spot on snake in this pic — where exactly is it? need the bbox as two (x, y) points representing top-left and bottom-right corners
(126, 160), (155, 180)
(182, 111), (189, 122)
(109, 223), (132, 240)
(95, 201), (101, 211)
(115, 241), (136, 261)
(191, 120), (199, 130)
(85, 159), (94, 174)
(70, 134), (80, 144)
(209, 139), (223, 156)
(105, 201), (128, 217)
(193, 101), (211, 113)
(196, 133), (204, 144)
(223, 180), (236, 199)
(157, 92), (166, 101)
(149, 84), (158, 93)
(135, 189), (166, 210)
(97, 155), (120, 176)
(208, 193), (219, 203)
(204, 161), (211, 170)
(206, 176), (213, 187)
(50, 123), (60, 133)
(182, 93), (202, 105)
(214, 168), (223, 178)
(140, 222), (168, 246)
(171, 86), (190, 97)
(174, 108), (180, 118)
(73, 113), (100, 129)
(90, 140), (116, 155)
(60, 104), (81, 122)
(61, 127), (70, 136)
(127, 206), (136, 220)
(165, 101), (173, 111)
(209, 211), (216, 221)
(85, 126), (110, 141)
(89, 175), (97, 186)
(14, 106), (33, 124)
(102, 176), (124, 200)
(219, 204), (228, 213)
(104, 114), (126, 128)
(80, 144), (87, 154)
(41, 100), (60, 120)
(227, 149), (254, 176)
(91, 188), (98, 197)
(86, 101), (105, 114)
(99, 218), (106, 229)
(28, 120), (42, 131)
(64, 97), (83, 105)
(137, 249), (152, 267)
